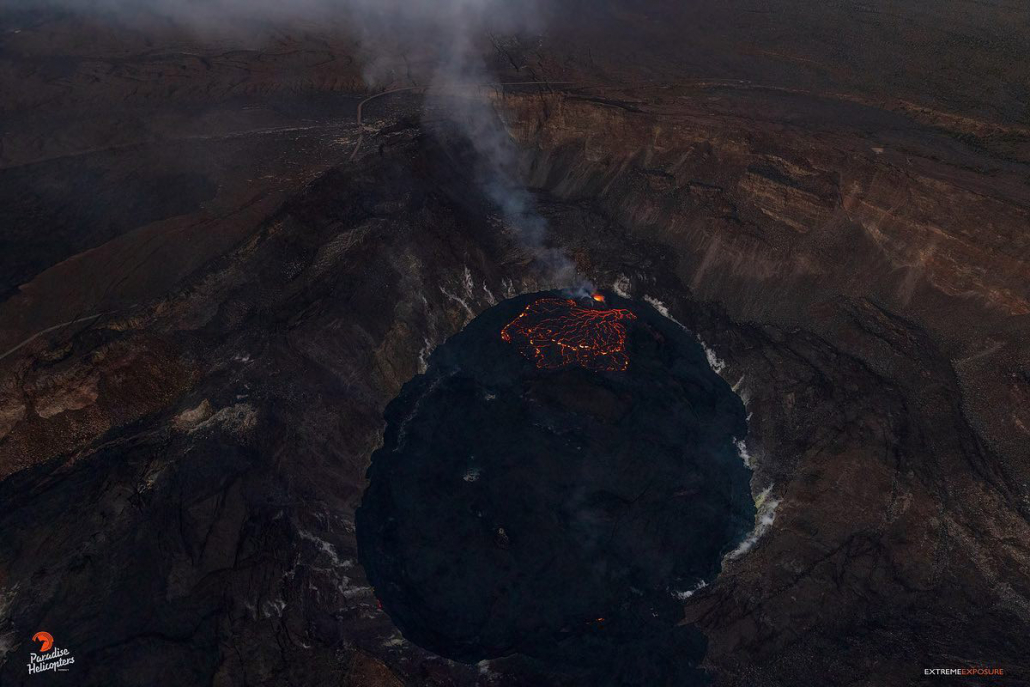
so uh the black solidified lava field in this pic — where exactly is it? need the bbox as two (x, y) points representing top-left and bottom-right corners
(357, 292), (755, 685)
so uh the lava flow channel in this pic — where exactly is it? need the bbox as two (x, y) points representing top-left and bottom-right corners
(501, 297), (637, 371)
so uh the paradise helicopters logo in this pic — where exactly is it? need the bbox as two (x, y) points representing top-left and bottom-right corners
(27, 631), (75, 675)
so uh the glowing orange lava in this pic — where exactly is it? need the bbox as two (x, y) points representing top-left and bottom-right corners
(501, 297), (637, 371)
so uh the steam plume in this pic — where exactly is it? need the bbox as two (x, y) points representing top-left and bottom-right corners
(15, 0), (582, 288)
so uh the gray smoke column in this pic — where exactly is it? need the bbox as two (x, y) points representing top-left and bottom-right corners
(20, 0), (585, 289)
(424, 34), (583, 292)
(437, 86), (582, 290)
(356, 0), (585, 291)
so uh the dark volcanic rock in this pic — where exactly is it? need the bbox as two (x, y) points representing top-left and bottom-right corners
(2, 2), (1030, 685)
(357, 292), (753, 685)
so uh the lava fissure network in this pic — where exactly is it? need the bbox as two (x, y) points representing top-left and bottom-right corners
(500, 296), (638, 371)
(357, 292), (753, 686)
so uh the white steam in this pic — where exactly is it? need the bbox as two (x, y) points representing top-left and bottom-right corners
(672, 579), (708, 601)
(23, 0), (579, 287)
(644, 295), (730, 378)
(726, 484), (780, 559)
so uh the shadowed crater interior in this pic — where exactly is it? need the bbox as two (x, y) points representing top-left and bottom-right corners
(357, 291), (755, 684)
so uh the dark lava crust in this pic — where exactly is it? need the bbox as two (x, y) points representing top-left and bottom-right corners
(357, 292), (754, 685)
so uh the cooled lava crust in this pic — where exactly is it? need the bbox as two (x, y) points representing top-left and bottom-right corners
(356, 292), (754, 685)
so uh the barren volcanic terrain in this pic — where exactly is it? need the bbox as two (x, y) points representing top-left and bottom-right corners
(1, 2), (1029, 686)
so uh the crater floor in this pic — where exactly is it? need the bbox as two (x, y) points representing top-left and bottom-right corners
(357, 292), (753, 685)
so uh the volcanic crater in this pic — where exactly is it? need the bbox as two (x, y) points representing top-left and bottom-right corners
(356, 292), (754, 685)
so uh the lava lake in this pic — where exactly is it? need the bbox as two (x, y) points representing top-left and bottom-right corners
(356, 291), (754, 685)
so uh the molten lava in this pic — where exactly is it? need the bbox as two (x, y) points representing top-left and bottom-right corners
(501, 297), (637, 371)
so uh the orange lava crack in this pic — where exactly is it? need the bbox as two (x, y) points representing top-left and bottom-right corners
(501, 297), (637, 371)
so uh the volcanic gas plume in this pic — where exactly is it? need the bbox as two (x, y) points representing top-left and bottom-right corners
(500, 296), (637, 371)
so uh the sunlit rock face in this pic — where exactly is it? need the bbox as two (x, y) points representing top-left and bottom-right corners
(357, 291), (753, 685)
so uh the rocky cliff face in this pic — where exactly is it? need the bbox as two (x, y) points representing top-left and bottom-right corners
(1, 2), (1029, 685)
